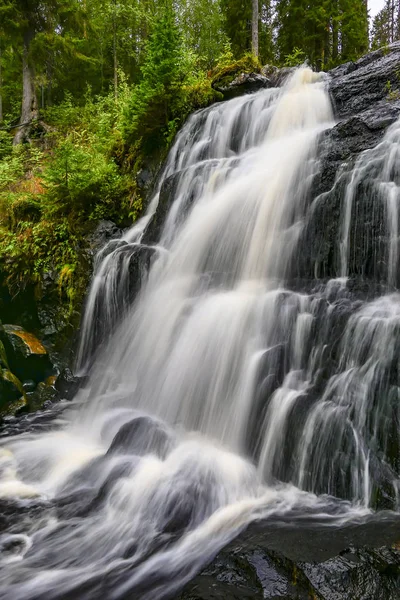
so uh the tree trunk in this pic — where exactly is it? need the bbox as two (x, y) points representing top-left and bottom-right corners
(389, 0), (395, 42)
(0, 43), (3, 123)
(397, 0), (400, 39)
(113, 0), (118, 99)
(14, 29), (38, 145)
(252, 0), (259, 58)
(332, 0), (339, 62)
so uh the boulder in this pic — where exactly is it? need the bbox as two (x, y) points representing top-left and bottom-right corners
(0, 324), (53, 385)
(54, 367), (83, 400)
(107, 415), (173, 459)
(0, 369), (26, 411)
(215, 72), (271, 101)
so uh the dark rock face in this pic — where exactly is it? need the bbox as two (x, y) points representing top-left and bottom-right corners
(330, 44), (400, 118)
(143, 159), (224, 245)
(76, 243), (157, 373)
(179, 519), (400, 600)
(143, 176), (177, 244)
(294, 44), (400, 285)
(86, 220), (122, 258)
(267, 65), (296, 87)
(54, 367), (83, 400)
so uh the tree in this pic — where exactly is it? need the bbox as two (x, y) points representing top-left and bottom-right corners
(221, 0), (251, 57)
(178, 0), (227, 69)
(122, 0), (186, 152)
(221, 1), (272, 61)
(371, 7), (390, 49)
(275, 0), (368, 69)
(252, 0), (259, 57)
(0, 0), (87, 144)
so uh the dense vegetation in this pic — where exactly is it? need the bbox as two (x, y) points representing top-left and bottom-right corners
(0, 0), (395, 337)
(371, 0), (400, 48)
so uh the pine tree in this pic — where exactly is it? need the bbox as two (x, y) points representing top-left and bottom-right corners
(276, 0), (368, 69)
(221, 0), (252, 57)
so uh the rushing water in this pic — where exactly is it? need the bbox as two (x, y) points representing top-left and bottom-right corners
(0, 68), (399, 599)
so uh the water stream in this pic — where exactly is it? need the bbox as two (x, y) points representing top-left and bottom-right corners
(0, 68), (399, 599)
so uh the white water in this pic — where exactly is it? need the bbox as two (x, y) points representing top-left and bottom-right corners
(0, 68), (399, 599)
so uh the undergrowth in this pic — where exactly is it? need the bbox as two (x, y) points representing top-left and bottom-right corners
(0, 25), (259, 333)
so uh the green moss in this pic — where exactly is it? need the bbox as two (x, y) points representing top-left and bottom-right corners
(0, 340), (9, 369)
(210, 54), (261, 89)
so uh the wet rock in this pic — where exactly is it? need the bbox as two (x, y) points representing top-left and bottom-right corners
(268, 66), (296, 87)
(180, 519), (400, 600)
(36, 302), (69, 339)
(143, 176), (177, 244)
(25, 381), (59, 412)
(22, 380), (36, 393)
(293, 45), (400, 283)
(143, 159), (225, 245)
(215, 72), (271, 101)
(75, 243), (157, 373)
(0, 370), (25, 410)
(107, 415), (172, 459)
(329, 43), (400, 118)
(0, 324), (53, 385)
(2, 325), (47, 359)
(136, 167), (153, 191)
(328, 61), (357, 79)
(55, 368), (83, 400)
(87, 220), (122, 257)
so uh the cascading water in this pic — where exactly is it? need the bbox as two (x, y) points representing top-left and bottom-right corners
(0, 68), (399, 600)
(339, 117), (400, 287)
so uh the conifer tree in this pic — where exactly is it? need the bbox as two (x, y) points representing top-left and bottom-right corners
(276, 0), (368, 69)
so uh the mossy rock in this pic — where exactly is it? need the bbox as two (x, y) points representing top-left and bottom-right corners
(25, 380), (59, 412)
(2, 325), (47, 358)
(210, 55), (262, 91)
(0, 324), (54, 384)
(0, 340), (9, 370)
(10, 197), (42, 223)
(0, 368), (26, 416)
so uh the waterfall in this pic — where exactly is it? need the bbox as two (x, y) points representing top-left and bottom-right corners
(339, 118), (400, 286)
(0, 68), (399, 600)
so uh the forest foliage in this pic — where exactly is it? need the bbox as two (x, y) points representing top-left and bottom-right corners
(0, 0), (393, 323)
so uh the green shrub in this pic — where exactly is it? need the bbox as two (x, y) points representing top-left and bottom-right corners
(284, 47), (307, 67)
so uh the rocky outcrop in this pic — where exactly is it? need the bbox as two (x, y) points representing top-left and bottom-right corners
(0, 323), (60, 417)
(330, 44), (400, 118)
(180, 519), (400, 600)
(86, 220), (123, 258)
(295, 44), (400, 285)
(214, 72), (271, 101)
